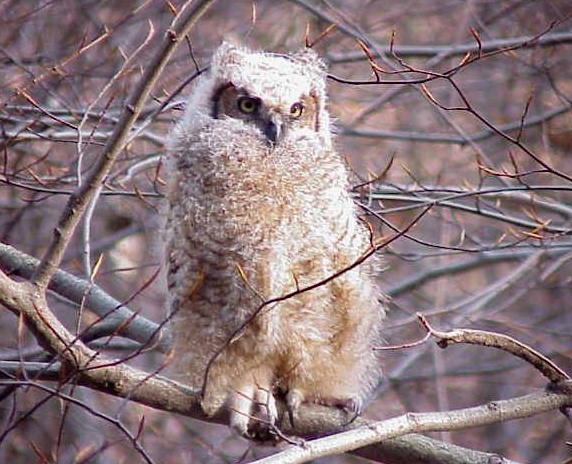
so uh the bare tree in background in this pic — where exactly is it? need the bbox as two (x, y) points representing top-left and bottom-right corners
(1, 1), (572, 463)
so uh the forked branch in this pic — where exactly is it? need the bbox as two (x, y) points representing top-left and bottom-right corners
(31, 0), (218, 290)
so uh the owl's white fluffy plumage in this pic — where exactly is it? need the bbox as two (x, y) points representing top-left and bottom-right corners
(164, 42), (385, 437)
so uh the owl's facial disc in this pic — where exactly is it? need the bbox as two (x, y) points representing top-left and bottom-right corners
(212, 83), (317, 146)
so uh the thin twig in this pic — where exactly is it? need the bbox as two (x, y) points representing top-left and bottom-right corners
(31, 0), (218, 290)
(329, 31), (572, 62)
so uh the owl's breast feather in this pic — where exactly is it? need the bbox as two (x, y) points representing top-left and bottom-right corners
(170, 120), (349, 238)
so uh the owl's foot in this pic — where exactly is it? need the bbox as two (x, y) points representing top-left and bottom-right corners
(285, 390), (363, 426)
(318, 395), (363, 423)
(228, 384), (278, 441)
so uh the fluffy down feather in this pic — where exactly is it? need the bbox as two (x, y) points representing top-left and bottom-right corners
(164, 42), (385, 437)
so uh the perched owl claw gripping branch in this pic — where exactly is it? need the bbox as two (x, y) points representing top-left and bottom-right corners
(164, 42), (386, 438)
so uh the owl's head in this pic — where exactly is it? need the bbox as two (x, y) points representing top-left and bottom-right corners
(181, 42), (331, 148)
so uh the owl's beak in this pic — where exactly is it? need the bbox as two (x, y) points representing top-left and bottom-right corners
(264, 114), (284, 145)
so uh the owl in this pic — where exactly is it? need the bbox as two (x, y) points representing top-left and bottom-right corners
(164, 42), (385, 437)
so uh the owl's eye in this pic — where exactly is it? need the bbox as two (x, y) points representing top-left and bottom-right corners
(237, 97), (259, 114)
(290, 102), (304, 119)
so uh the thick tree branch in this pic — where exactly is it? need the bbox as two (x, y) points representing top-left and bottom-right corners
(0, 270), (201, 415)
(0, 356), (535, 464)
(385, 248), (566, 297)
(352, 434), (522, 464)
(0, 265), (542, 464)
(250, 386), (572, 464)
(0, 242), (166, 350)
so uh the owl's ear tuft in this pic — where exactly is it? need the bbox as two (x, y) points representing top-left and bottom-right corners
(292, 47), (327, 74)
(212, 41), (246, 69)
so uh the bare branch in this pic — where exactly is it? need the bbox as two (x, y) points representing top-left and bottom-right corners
(340, 103), (571, 145)
(0, 274), (537, 464)
(250, 387), (572, 464)
(329, 31), (572, 62)
(385, 248), (568, 297)
(418, 314), (570, 383)
(31, 0), (218, 290)
(0, 242), (166, 350)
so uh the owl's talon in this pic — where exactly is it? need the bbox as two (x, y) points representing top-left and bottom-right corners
(248, 422), (280, 443)
(316, 396), (363, 423)
(227, 383), (281, 441)
(287, 407), (295, 429)
(342, 397), (363, 423)
(230, 415), (251, 438)
(286, 390), (303, 428)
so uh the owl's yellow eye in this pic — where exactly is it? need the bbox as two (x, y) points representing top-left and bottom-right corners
(290, 102), (304, 119)
(237, 97), (259, 114)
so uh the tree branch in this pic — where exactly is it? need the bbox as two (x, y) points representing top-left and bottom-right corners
(340, 103), (571, 145)
(328, 31), (572, 62)
(0, 242), (166, 350)
(0, 269), (202, 414)
(0, 356), (532, 464)
(250, 386), (572, 464)
(31, 0), (218, 290)
(0, 264), (540, 464)
(418, 314), (570, 383)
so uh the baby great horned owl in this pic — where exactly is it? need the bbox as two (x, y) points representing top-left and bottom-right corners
(164, 42), (385, 436)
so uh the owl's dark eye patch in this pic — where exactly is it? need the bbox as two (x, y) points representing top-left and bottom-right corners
(237, 97), (260, 114)
(290, 102), (304, 119)
(212, 83), (235, 119)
